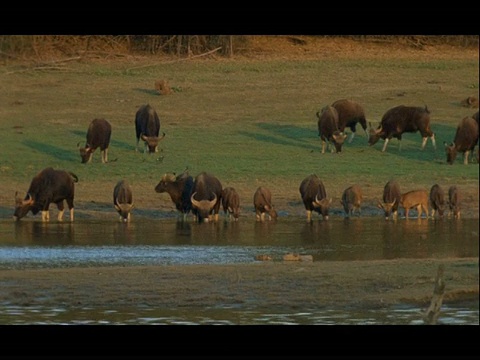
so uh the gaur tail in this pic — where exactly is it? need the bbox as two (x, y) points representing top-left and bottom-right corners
(69, 172), (79, 183)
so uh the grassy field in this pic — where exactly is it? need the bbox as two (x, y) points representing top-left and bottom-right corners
(0, 40), (478, 220)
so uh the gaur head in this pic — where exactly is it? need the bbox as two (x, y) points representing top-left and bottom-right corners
(368, 125), (383, 146)
(78, 142), (94, 163)
(115, 200), (134, 222)
(191, 192), (217, 222)
(377, 199), (396, 220)
(155, 173), (177, 193)
(141, 132), (166, 153)
(444, 141), (457, 165)
(13, 192), (34, 221)
(331, 131), (348, 153)
(312, 194), (332, 220)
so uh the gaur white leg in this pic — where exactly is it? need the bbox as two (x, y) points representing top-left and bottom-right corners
(431, 209), (436, 218)
(382, 138), (389, 152)
(58, 210), (64, 221)
(306, 210), (312, 222)
(321, 140), (326, 154)
(260, 212), (265, 222)
(42, 210), (50, 222)
(102, 149), (108, 163)
(430, 134), (436, 150)
(70, 208), (74, 222)
(421, 136), (428, 150)
(464, 151), (470, 165)
(393, 210), (398, 221)
(214, 213), (219, 222)
(405, 208), (409, 220)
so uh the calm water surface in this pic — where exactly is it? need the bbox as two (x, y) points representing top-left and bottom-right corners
(0, 217), (478, 324)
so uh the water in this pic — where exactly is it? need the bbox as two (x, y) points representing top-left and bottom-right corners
(0, 217), (478, 325)
(0, 302), (478, 325)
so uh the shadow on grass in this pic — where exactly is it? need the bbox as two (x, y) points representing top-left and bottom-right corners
(133, 88), (159, 96)
(23, 140), (78, 162)
(238, 123), (318, 150)
(256, 123), (315, 141)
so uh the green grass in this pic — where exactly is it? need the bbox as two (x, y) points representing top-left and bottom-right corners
(0, 56), (478, 213)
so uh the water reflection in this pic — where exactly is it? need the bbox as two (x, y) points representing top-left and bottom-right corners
(14, 221), (75, 245)
(1, 218), (478, 262)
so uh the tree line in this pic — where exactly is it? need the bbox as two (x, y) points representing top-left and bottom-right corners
(0, 35), (478, 60)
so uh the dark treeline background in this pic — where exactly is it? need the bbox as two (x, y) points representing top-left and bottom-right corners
(0, 35), (478, 60)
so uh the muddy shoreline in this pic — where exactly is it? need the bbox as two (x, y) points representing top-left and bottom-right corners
(1, 258), (478, 312)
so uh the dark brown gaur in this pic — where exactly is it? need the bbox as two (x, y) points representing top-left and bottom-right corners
(190, 172), (223, 223)
(331, 99), (368, 143)
(377, 180), (401, 220)
(253, 186), (278, 222)
(448, 186), (461, 219)
(444, 116), (479, 165)
(221, 187), (240, 221)
(429, 184), (445, 219)
(316, 105), (347, 153)
(113, 180), (134, 222)
(368, 105), (436, 152)
(14, 167), (78, 222)
(340, 184), (363, 217)
(78, 118), (112, 164)
(299, 174), (331, 221)
(135, 104), (166, 153)
(155, 169), (194, 220)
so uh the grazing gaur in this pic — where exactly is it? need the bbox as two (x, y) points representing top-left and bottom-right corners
(135, 104), (166, 153)
(368, 105), (436, 152)
(253, 186), (278, 222)
(316, 105), (347, 153)
(78, 118), (112, 164)
(13, 167), (78, 222)
(429, 184), (446, 219)
(331, 99), (368, 143)
(113, 180), (134, 222)
(399, 190), (429, 219)
(340, 184), (363, 217)
(190, 172), (223, 223)
(377, 180), (402, 220)
(444, 116), (479, 165)
(299, 174), (332, 222)
(448, 186), (461, 219)
(221, 187), (240, 221)
(155, 169), (194, 220)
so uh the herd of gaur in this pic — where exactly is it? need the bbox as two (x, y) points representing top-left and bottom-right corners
(13, 101), (477, 223)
